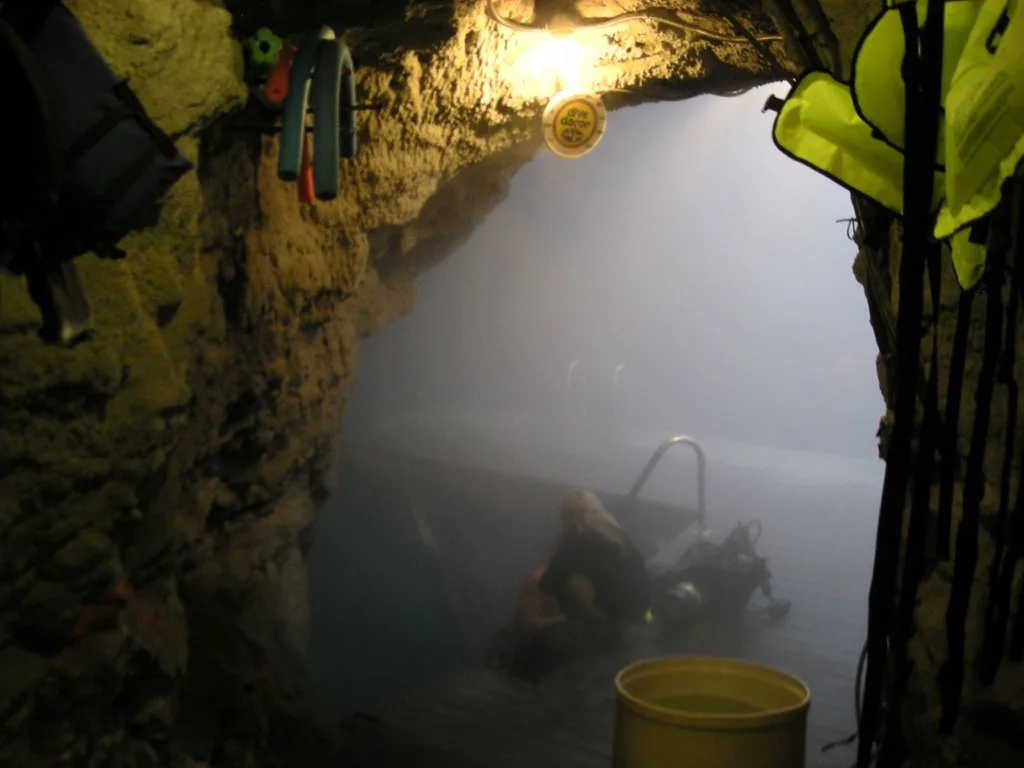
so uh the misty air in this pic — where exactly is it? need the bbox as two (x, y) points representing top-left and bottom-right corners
(2, 3), (1021, 768)
(308, 90), (884, 767)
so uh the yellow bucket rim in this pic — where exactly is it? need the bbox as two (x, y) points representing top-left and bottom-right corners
(614, 656), (811, 731)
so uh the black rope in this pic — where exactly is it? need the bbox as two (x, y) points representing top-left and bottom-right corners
(891, 241), (943, 689)
(882, 5), (948, 758)
(939, 201), (1009, 732)
(935, 289), (974, 561)
(838, 217), (859, 241)
(1011, 407), (1024, 662)
(858, 2), (943, 763)
(845, 201), (951, 464)
(1010, 563), (1024, 660)
(979, 181), (1024, 683)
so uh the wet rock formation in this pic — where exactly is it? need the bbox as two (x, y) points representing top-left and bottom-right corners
(0, 1), (786, 765)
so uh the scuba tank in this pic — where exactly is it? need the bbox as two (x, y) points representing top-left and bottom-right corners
(650, 521), (791, 628)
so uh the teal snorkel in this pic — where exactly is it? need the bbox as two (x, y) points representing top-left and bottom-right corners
(277, 26), (357, 200)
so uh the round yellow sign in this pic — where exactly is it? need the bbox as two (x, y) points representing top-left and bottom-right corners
(542, 90), (607, 159)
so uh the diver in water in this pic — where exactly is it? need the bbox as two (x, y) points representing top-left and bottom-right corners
(539, 489), (651, 625)
(502, 490), (651, 679)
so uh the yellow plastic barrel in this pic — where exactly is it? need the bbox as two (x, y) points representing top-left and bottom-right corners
(613, 656), (810, 768)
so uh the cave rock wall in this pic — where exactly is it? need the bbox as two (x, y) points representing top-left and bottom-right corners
(0, 1), (779, 765)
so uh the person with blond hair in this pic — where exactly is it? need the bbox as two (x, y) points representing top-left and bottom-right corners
(499, 489), (651, 679)
(536, 489), (651, 626)
(499, 493), (651, 679)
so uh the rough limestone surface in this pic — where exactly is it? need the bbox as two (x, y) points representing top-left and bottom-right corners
(0, 1), (787, 766)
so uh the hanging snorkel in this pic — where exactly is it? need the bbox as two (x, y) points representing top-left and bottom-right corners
(242, 26), (373, 204)
(277, 26), (357, 201)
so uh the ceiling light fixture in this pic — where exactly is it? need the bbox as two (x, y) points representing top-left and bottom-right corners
(486, 1), (787, 159)
(515, 33), (588, 89)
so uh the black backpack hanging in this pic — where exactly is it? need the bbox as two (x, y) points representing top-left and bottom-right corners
(0, 1), (193, 344)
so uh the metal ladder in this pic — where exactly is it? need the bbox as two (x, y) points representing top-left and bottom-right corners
(564, 359), (587, 421)
(621, 435), (709, 568)
(612, 363), (631, 427)
(563, 359), (633, 427)
(622, 436), (790, 616)
(563, 361), (707, 560)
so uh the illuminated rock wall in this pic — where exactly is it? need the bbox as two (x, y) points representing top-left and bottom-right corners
(0, 1), (782, 764)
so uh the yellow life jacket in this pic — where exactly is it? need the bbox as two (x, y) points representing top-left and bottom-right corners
(851, 0), (980, 167)
(935, 0), (1024, 239)
(770, 0), (1023, 290)
(949, 225), (989, 288)
(772, 70), (911, 215)
(770, 0), (965, 219)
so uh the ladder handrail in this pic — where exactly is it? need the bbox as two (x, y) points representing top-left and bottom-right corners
(621, 434), (707, 528)
(612, 363), (630, 427)
(565, 359), (586, 420)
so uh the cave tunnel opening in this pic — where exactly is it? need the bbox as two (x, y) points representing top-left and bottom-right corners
(308, 87), (886, 767)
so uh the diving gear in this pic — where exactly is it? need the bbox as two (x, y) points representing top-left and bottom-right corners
(277, 26), (357, 200)
(651, 521), (790, 629)
(0, 1), (191, 345)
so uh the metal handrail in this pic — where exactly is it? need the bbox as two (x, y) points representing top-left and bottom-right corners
(612, 363), (630, 427)
(622, 434), (707, 528)
(564, 359), (587, 420)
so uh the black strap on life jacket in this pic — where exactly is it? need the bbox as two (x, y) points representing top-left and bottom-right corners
(978, 180), (1024, 682)
(852, 195), (952, 460)
(935, 286), (975, 561)
(892, 239), (943, 677)
(939, 195), (1009, 732)
(883, 238), (944, 765)
(1011, 594), (1024, 660)
(1001, 499), (1024, 661)
(1010, 538), (1024, 658)
(1011, 325), (1024, 664)
(935, 217), (991, 562)
(858, 2), (944, 764)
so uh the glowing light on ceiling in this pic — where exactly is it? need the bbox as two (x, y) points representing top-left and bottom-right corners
(507, 31), (596, 100)
(486, 0), (790, 101)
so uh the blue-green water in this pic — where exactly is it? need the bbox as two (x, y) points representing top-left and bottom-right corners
(307, 470), (466, 713)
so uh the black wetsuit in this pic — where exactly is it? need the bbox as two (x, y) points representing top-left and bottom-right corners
(538, 529), (651, 625)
